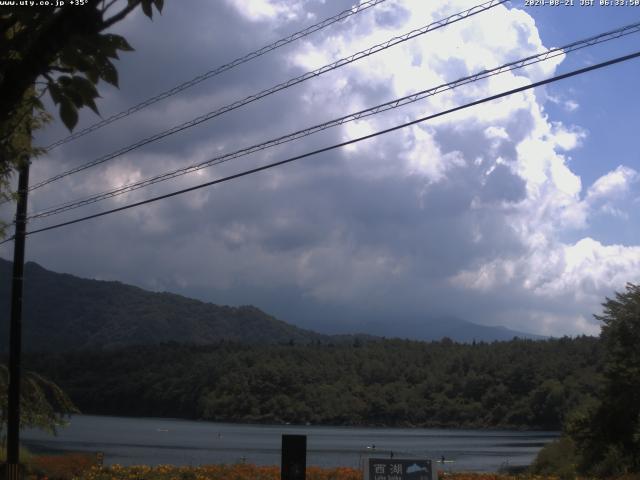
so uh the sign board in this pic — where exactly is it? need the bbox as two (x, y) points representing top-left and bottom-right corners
(367, 458), (435, 480)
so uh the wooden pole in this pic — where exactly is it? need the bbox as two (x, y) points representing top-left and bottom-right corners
(5, 157), (30, 479)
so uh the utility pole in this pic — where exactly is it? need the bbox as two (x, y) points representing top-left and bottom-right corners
(5, 154), (30, 480)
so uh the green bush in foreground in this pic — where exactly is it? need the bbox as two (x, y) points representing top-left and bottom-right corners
(0, 444), (32, 464)
(531, 436), (577, 480)
(566, 283), (640, 476)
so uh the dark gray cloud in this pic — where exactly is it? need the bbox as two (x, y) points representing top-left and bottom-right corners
(3, 0), (640, 338)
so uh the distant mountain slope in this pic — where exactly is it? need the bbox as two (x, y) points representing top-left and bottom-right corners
(0, 258), (541, 352)
(0, 258), (326, 352)
(350, 316), (544, 342)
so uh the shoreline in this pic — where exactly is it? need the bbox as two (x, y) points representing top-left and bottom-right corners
(50, 412), (562, 434)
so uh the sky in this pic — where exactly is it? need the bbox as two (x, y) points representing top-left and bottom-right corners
(2, 0), (640, 337)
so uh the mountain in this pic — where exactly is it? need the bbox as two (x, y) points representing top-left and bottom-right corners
(0, 258), (327, 352)
(1, 258), (540, 352)
(348, 316), (544, 342)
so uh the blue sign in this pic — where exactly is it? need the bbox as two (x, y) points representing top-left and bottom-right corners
(368, 458), (433, 480)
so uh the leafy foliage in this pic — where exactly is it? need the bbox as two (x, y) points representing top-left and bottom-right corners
(0, 363), (78, 445)
(0, 86), (51, 237)
(23, 336), (602, 430)
(0, 443), (31, 464)
(28, 453), (96, 480)
(0, 0), (163, 130)
(0, 0), (164, 230)
(64, 463), (360, 480)
(531, 436), (578, 480)
(566, 283), (640, 475)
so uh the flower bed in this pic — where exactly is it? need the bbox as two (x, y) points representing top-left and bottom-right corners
(25, 455), (584, 480)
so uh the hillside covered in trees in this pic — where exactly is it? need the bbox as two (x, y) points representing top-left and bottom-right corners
(0, 259), (541, 349)
(24, 336), (601, 430)
(0, 259), (328, 351)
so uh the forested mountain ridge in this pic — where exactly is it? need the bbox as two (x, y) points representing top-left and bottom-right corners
(24, 336), (602, 430)
(0, 258), (541, 350)
(0, 258), (326, 351)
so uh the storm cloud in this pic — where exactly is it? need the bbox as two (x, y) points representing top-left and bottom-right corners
(2, 0), (640, 337)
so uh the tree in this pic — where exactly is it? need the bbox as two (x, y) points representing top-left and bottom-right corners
(0, 364), (78, 446)
(0, 0), (164, 235)
(0, 0), (164, 450)
(568, 283), (640, 475)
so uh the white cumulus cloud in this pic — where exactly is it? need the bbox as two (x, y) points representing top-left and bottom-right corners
(6, 0), (640, 339)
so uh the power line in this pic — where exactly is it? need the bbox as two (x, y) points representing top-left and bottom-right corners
(27, 20), (640, 221)
(29, 0), (506, 192)
(4, 49), (637, 244)
(44, 0), (390, 151)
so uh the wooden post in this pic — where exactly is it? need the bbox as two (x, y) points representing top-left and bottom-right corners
(281, 434), (306, 480)
(5, 158), (30, 478)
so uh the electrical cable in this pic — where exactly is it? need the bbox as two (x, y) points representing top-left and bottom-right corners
(26, 20), (640, 221)
(28, 0), (507, 192)
(44, 0), (391, 151)
(1, 48), (635, 244)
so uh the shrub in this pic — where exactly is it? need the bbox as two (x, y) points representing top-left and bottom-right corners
(28, 453), (96, 480)
(0, 445), (32, 464)
(531, 436), (577, 480)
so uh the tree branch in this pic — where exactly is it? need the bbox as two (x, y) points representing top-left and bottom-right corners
(101, 1), (141, 29)
(102, 0), (120, 13)
(50, 66), (74, 73)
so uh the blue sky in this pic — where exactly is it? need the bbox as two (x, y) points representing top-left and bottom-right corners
(526, 1), (639, 173)
(2, 0), (640, 337)
(522, 0), (640, 245)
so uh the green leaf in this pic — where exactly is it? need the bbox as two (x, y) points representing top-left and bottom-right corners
(31, 96), (44, 111)
(74, 34), (100, 57)
(71, 75), (99, 98)
(141, 0), (153, 18)
(57, 76), (84, 108)
(48, 83), (62, 105)
(85, 63), (100, 84)
(59, 98), (78, 131)
(65, 88), (84, 108)
(104, 33), (134, 52)
(153, 0), (164, 13)
(59, 46), (89, 70)
(99, 59), (119, 87)
(84, 96), (100, 116)
(97, 35), (120, 60)
(71, 76), (100, 115)
(102, 48), (120, 61)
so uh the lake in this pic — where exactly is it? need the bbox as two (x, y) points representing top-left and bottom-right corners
(22, 415), (558, 472)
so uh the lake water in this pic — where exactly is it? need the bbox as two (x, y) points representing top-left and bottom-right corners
(22, 415), (558, 472)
